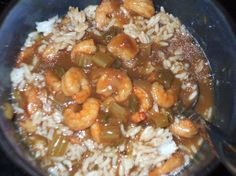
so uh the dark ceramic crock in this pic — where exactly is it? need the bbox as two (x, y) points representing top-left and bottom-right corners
(0, 0), (235, 175)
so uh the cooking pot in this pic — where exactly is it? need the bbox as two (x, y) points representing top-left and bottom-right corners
(0, 0), (235, 175)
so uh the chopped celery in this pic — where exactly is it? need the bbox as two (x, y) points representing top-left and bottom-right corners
(73, 54), (93, 67)
(100, 125), (122, 145)
(98, 44), (107, 53)
(103, 114), (110, 123)
(2, 102), (14, 120)
(87, 32), (105, 45)
(140, 43), (152, 56)
(156, 69), (174, 89)
(47, 131), (69, 157)
(54, 66), (65, 78)
(92, 51), (115, 68)
(103, 27), (122, 43)
(99, 113), (110, 124)
(109, 102), (128, 123)
(54, 136), (69, 156)
(27, 135), (47, 147)
(129, 94), (139, 113)
(112, 59), (122, 69)
(172, 101), (186, 114)
(133, 79), (152, 92)
(148, 112), (170, 128)
(53, 92), (72, 105)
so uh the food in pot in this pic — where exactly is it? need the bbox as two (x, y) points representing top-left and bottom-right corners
(9, 1), (214, 175)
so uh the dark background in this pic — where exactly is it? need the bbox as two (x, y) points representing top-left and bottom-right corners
(0, 0), (235, 175)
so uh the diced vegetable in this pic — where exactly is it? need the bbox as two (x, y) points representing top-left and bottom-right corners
(172, 101), (187, 115)
(25, 135), (47, 148)
(109, 102), (128, 123)
(129, 44), (152, 76)
(98, 44), (107, 53)
(54, 66), (65, 78)
(100, 97), (115, 113)
(99, 113), (110, 124)
(148, 112), (170, 128)
(87, 32), (105, 45)
(2, 102), (14, 120)
(73, 54), (93, 67)
(103, 27), (122, 43)
(47, 131), (69, 157)
(92, 51), (115, 68)
(134, 79), (152, 92)
(53, 92), (72, 105)
(25, 135), (48, 160)
(139, 43), (152, 57)
(112, 59), (122, 69)
(129, 94), (139, 113)
(156, 69), (174, 89)
(100, 125), (122, 145)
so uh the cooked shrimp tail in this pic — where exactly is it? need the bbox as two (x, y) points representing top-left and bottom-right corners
(63, 98), (100, 131)
(62, 67), (92, 104)
(45, 70), (62, 94)
(96, 68), (132, 102)
(130, 82), (152, 123)
(151, 80), (180, 108)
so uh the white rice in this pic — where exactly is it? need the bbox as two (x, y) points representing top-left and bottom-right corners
(36, 15), (59, 36)
(124, 7), (185, 46)
(125, 125), (142, 138)
(84, 5), (97, 20)
(72, 126), (178, 176)
(10, 58), (45, 90)
(24, 31), (40, 48)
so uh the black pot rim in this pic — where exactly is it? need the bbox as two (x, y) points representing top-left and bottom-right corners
(0, 0), (235, 175)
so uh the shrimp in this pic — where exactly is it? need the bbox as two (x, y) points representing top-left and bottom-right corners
(24, 85), (42, 115)
(131, 84), (152, 123)
(45, 70), (61, 94)
(124, 0), (155, 18)
(149, 153), (184, 176)
(63, 98), (100, 131)
(170, 119), (198, 138)
(95, 0), (117, 30)
(90, 121), (101, 143)
(108, 33), (139, 61)
(71, 39), (97, 59)
(61, 67), (92, 104)
(151, 80), (180, 108)
(96, 68), (132, 102)
(134, 84), (152, 112)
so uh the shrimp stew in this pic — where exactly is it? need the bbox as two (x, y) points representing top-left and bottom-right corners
(9, 0), (214, 175)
